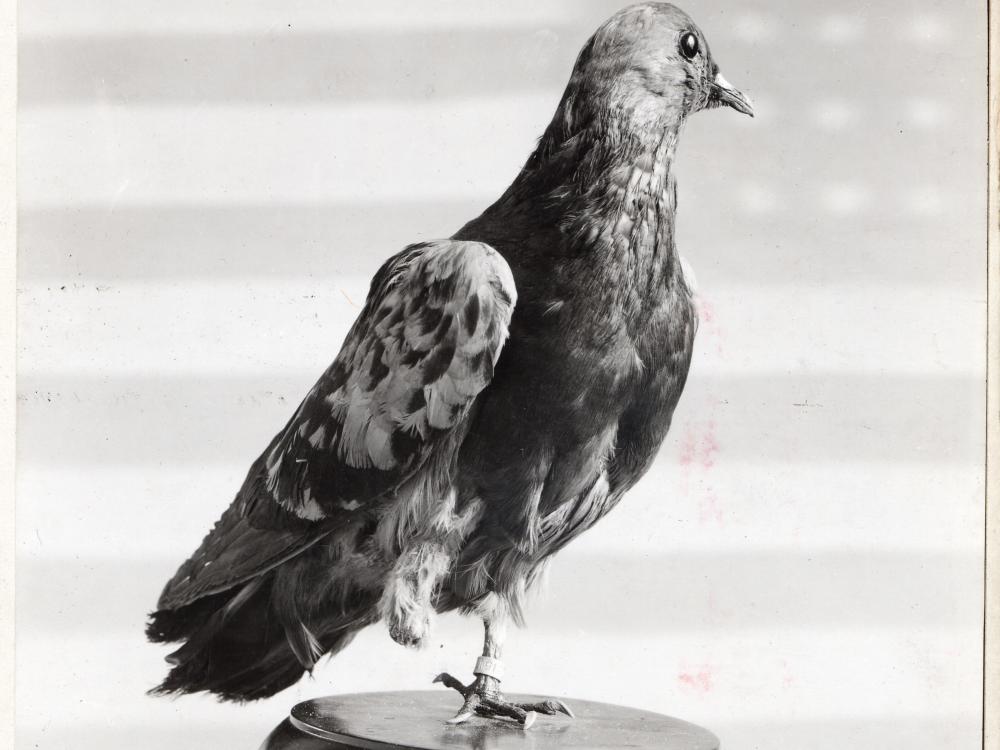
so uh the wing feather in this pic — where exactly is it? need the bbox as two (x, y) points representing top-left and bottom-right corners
(159, 239), (516, 610)
(259, 238), (516, 520)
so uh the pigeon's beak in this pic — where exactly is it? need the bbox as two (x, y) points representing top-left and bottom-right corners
(709, 72), (754, 117)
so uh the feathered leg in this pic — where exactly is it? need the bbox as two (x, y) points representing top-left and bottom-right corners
(434, 616), (573, 729)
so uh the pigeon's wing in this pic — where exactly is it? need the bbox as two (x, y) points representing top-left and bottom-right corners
(157, 240), (516, 610)
(258, 239), (516, 519)
(155, 498), (329, 611)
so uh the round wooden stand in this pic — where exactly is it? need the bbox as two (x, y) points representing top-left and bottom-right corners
(259, 691), (720, 749)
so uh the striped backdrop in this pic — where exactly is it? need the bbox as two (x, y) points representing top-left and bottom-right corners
(16, 1), (987, 748)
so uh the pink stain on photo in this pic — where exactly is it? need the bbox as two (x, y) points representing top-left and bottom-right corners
(695, 297), (726, 356)
(698, 488), (725, 527)
(677, 665), (716, 694)
(678, 423), (698, 467)
(699, 420), (719, 469)
(677, 419), (724, 522)
(677, 420), (719, 470)
(780, 659), (797, 689)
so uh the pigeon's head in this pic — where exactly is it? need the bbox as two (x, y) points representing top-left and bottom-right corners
(566, 2), (753, 131)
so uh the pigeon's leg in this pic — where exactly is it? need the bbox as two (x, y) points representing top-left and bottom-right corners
(434, 616), (573, 729)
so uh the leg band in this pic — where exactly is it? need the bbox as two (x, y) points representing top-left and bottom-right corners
(474, 656), (504, 681)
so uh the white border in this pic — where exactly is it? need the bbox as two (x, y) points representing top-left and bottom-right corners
(0, 0), (15, 745)
(984, 1), (999, 747)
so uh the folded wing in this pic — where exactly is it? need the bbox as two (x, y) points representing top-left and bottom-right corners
(157, 239), (516, 611)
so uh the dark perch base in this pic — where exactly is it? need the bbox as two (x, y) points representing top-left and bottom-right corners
(259, 691), (719, 749)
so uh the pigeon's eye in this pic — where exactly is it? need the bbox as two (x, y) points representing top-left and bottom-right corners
(679, 32), (699, 60)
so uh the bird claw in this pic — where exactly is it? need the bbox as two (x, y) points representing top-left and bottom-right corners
(518, 698), (574, 718)
(436, 671), (570, 729)
(432, 672), (470, 696)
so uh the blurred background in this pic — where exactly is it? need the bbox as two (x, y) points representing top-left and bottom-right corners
(16, 1), (987, 748)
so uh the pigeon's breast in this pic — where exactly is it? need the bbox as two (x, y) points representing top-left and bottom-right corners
(456, 271), (695, 499)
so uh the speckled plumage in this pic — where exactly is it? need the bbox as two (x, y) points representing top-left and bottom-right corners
(147, 2), (752, 703)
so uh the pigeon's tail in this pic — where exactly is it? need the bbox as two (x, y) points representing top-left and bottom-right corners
(146, 572), (379, 702)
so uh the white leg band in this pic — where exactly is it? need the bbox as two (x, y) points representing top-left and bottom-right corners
(474, 656), (504, 681)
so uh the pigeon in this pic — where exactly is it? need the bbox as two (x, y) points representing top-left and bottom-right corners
(147, 1), (752, 727)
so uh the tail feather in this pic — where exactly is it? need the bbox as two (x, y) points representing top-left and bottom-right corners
(146, 573), (379, 702)
(285, 620), (325, 672)
(159, 577), (266, 667)
(222, 576), (267, 620)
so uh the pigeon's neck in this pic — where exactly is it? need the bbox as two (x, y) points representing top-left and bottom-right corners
(524, 115), (684, 288)
(586, 124), (680, 229)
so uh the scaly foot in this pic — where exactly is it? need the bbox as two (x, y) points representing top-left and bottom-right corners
(433, 671), (573, 729)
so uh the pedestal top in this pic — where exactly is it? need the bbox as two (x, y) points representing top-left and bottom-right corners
(275, 691), (719, 750)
